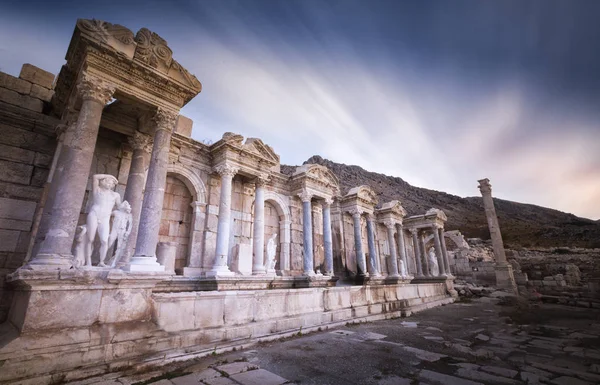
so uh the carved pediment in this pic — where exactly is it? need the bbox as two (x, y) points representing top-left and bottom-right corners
(346, 185), (378, 205)
(134, 28), (173, 73)
(426, 208), (448, 221)
(380, 200), (407, 217)
(221, 132), (244, 146)
(244, 138), (280, 163)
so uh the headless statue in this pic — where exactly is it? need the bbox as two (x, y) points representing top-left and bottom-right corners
(264, 233), (277, 272)
(108, 201), (133, 268)
(399, 259), (407, 278)
(428, 247), (440, 277)
(73, 225), (87, 267)
(85, 174), (121, 267)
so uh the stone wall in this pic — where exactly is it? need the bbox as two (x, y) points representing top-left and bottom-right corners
(159, 176), (193, 273)
(0, 65), (58, 323)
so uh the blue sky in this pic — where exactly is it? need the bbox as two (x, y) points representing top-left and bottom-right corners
(1, 0), (599, 219)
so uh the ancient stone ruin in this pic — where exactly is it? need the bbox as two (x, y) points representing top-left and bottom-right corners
(0, 19), (460, 384)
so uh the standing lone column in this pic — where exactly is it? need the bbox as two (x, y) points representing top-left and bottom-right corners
(366, 214), (380, 277)
(420, 232), (431, 277)
(439, 227), (452, 276)
(478, 178), (517, 292)
(28, 73), (115, 270)
(207, 164), (239, 277)
(410, 229), (423, 277)
(128, 109), (178, 272)
(121, 131), (152, 265)
(252, 175), (268, 275)
(322, 198), (334, 276)
(432, 224), (447, 277)
(384, 221), (400, 277)
(397, 224), (409, 277)
(299, 191), (315, 276)
(350, 209), (368, 277)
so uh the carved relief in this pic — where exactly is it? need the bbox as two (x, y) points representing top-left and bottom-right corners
(77, 72), (115, 104)
(298, 191), (313, 203)
(151, 108), (179, 132)
(214, 164), (239, 178)
(134, 28), (173, 72)
(77, 19), (136, 45)
(128, 131), (153, 153)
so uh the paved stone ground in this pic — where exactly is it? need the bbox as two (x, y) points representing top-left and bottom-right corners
(69, 296), (600, 385)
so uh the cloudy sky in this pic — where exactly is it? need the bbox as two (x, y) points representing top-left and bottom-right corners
(1, 0), (599, 219)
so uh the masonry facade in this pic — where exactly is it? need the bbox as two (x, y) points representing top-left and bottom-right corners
(0, 19), (457, 384)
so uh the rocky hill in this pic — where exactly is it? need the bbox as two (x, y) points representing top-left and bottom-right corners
(281, 156), (600, 248)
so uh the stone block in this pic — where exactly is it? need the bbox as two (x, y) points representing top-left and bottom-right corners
(0, 124), (55, 155)
(19, 64), (55, 89)
(0, 159), (33, 184)
(223, 292), (255, 325)
(0, 72), (32, 94)
(0, 144), (35, 164)
(194, 294), (224, 328)
(0, 218), (32, 232)
(0, 229), (19, 252)
(31, 152), (52, 168)
(175, 115), (193, 137)
(98, 289), (152, 324)
(29, 84), (54, 102)
(31, 167), (49, 187)
(230, 369), (287, 385)
(0, 88), (43, 112)
(0, 197), (36, 221)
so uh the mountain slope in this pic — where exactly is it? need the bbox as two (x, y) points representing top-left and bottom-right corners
(281, 156), (600, 248)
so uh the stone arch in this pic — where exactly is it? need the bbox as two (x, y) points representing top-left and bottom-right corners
(264, 191), (291, 274)
(424, 230), (468, 251)
(166, 163), (207, 203)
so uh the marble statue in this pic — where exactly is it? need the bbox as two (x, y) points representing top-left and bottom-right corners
(265, 233), (277, 272)
(399, 259), (407, 278)
(73, 225), (88, 267)
(108, 201), (133, 268)
(85, 174), (122, 267)
(428, 247), (439, 276)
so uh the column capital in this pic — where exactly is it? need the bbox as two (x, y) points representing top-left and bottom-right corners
(152, 108), (179, 132)
(409, 228), (419, 236)
(478, 178), (492, 194)
(431, 223), (442, 230)
(298, 191), (313, 203)
(255, 173), (270, 186)
(382, 220), (396, 229)
(322, 197), (334, 207)
(214, 164), (239, 178)
(128, 131), (153, 153)
(396, 222), (404, 230)
(348, 208), (363, 218)
(77, 72), (115, 105)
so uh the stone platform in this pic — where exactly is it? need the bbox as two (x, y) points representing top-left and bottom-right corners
(0, 271), (453, 384)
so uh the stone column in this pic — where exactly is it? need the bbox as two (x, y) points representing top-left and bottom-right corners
(252, 175), (268, 275)
(121, 131), (152, 264)
(384, 221), (400, 277)
(439, 227), (452, 276)
(410, 229), (423, 277)
(299, 191), (315, 276)
(350, 209), (368, 277)
(206, 164), (239, 277)
(432, 224), (447, 277)
(397, 224), (409, 277)
(278, 219), (291, 273)
(322, 198), (334, 276)
(183, 201), (206, 277)
(127, 108), (178, 272)
(365, 214), (380, 277)
(28, 73), (115, 270)
(478, 178), (517, 292)
(420, 231), (431, 277)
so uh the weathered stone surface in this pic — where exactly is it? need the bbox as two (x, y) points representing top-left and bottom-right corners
(0, 197), (37, 221)
(0, 87), (43, 112)
(0, 144), (35, 164)
(175, 115), (193, 137)
(0, 72), (32, 94)
(229, 369), (287, 385)
(0, 159), (33, 184)
(0, 229), (19, 252)
(30, 84), (54, 102)
(19, 64), (55, 89)
(419, 369), (483, 385)
(550, 376), (592, 385)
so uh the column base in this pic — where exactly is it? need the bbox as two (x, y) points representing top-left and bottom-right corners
(206, 265), (235, 277)
(24, 253), (73, 270)
(123, 256), (165, 272)
(495, 264), (518, 294)
(303, 270), (316, 277)
(183, 267), (204, 277)
(252, 266), (267, 275)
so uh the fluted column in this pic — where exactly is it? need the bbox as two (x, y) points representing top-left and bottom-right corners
(299, 191), (314, 276)
(121, 131), (152, 265)
(432, 224), (447, 277)
(439, 227), (452, 276)
(322, 198), (334, 276)
(28, 73), (115, 270)
(207, 164), (239, 277)
(420, 232), (431, 277)
(350, 209), (368, 277)
(384, 221), (399, 277)
(410, 229), (423, 277)
(366, 214), (380, 276)
(252, 175), (268, 275)
(128, 109), (178, 272)
(397, 224), (409, 277)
